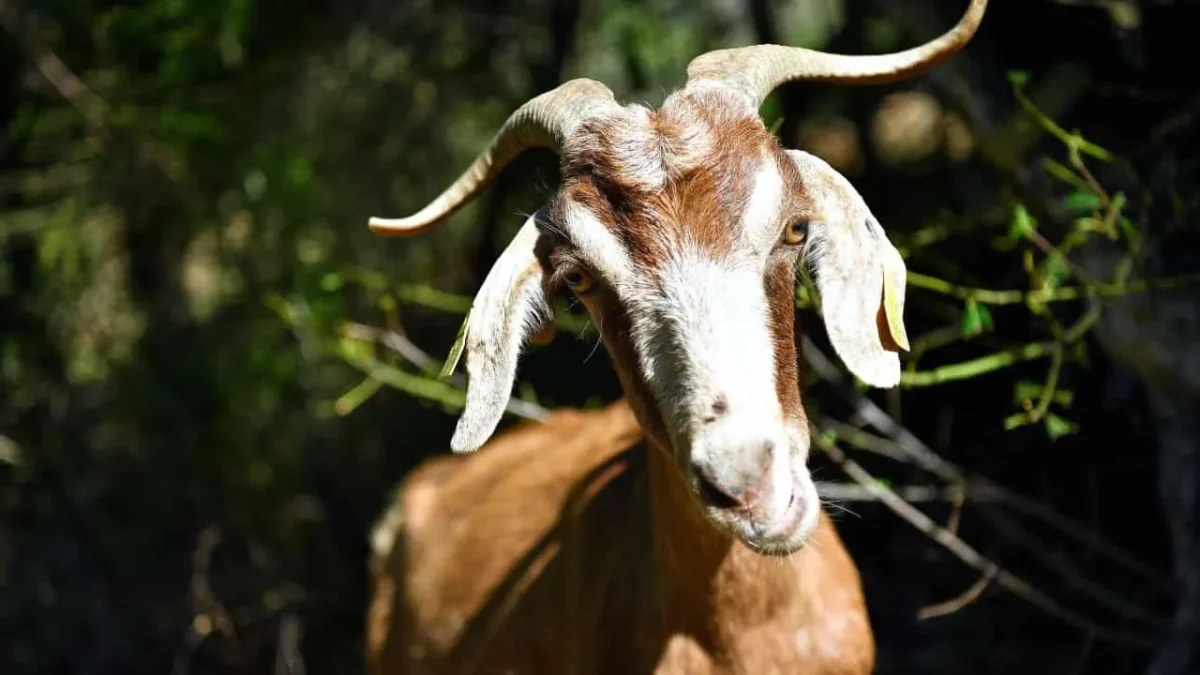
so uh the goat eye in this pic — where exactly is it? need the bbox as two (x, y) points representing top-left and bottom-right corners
(564, 268), (595, 294)
(785, 220), (809, 245)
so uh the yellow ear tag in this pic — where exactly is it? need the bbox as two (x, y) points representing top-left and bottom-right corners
(881, 268), (911, 352)
(439, 309), (471, 380)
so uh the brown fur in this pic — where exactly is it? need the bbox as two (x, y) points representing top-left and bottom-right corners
(367, 399), (873, 675)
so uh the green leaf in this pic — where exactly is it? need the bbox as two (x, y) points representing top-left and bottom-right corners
(1062, 191), (1102, 214)
(320, 272), (343, 292)
(1118, 216), (1139, 243)
(1043, 158), (1090, 192)
(1053, 389), (1075, 407)
(1006, 70), (1030, 88)
(1073, 216), (1104, 234)
(1044, 412), (1079, 440)
(960, 298), (994, 336)
(1042, 253), (1069, 289)
(1008, 203), (1036, 241)
(439, 310), (471, 380)
(1012, 379), (1042, 404)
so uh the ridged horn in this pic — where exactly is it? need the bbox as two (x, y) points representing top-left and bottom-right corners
(684, 0), (987, 108)
(368, 78), (618, 236)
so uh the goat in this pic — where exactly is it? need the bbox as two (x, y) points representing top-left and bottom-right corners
(365, 1), (988, 672)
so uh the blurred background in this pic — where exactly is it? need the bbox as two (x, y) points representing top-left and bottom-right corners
(2, 0), (1199, 673)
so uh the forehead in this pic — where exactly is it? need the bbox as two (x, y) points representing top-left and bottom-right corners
(550, 88), (790, 267)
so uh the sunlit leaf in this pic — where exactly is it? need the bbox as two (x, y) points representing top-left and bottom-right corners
(1009, 203), (1036, 241)
(960, 298), (993, 336)
(1044, 412), (1079, 440)
(1043, 253), (1069, 289)
(1062, 191), (1102, 213)
(1013, 379), (1042, 404)
(440, 310), (471, 380)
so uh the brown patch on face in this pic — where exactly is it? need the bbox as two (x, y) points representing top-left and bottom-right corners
(764, 254), (806, 424)
(576, 286), (672, 449)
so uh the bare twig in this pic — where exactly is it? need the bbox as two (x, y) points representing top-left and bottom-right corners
(340, 322), (550, 422)
(818, 482), (979, 503)
(341, 321), (441, 374)
(917, 568), (996, 620)
(979, 501), (1169, 628)
(815, 434), (1159, 648)
(803, 334), (1169, 590)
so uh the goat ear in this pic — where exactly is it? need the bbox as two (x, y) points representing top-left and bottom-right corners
(784, 150), (910, 388)
(448, 212), (552, 453)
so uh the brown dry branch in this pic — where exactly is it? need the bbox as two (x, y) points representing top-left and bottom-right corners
(814, 434), (1159, 648)
(917, 568), (997, 620)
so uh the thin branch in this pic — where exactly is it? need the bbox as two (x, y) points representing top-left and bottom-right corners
(803, 335), (1170, 591)
(818, 483), (981, 503)
(815, 434), (1159, 648)
(341, 321), (441, 374)
(900, 340), (1056, 387)
(905, 270), (1200, 306)
(917, 568), (996, 620)
(820, 416), (1167, 627)
(339, 322), (550, 422)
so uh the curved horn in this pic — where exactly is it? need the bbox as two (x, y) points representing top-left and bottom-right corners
(368, 78), (618, 236)
(684, 0), (986, 108)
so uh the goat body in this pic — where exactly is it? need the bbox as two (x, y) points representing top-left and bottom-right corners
(367, 400), (873, 675)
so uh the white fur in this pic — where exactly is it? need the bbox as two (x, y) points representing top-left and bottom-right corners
(559, 201), (637, 288)
(450, 215), (550, 453)
(785, 149), (905, 388)
(740, 154), (787, 254)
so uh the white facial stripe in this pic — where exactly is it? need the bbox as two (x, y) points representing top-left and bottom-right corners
(629, 244), (782, 437)
(560, 202), (636, 289)
(740, 154), (786, 254)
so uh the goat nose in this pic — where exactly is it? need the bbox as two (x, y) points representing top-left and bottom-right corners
(691, 440), (775, 510)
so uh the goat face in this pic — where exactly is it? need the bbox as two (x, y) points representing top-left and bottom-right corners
(368, 0), (985, 556)
(523, 88), (907, 554)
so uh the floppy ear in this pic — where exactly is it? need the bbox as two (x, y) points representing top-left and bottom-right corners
(448, 211), (553, 452)
(784, 150), (910, 388)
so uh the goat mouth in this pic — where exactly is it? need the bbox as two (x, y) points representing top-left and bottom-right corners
(693, 479), (812, 555)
